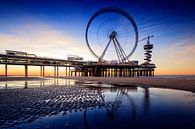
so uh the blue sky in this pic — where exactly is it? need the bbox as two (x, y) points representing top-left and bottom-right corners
(0, 0), (195, 74)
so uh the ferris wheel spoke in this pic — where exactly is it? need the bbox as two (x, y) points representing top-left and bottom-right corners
(114, 38), (128, 62)
(113, 38), (122, 62)
(99, 39), (112, 61)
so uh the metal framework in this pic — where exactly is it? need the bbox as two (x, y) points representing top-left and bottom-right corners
(85, 7), (139, 63)
(99, 31), (129, 62)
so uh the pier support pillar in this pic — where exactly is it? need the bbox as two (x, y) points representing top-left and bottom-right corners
(108, 68), (110, 77)
(129, 69), (132, 77)
(5, 64), (8, 76)
(54, 66), (56, 77)
(65, 66), (67, 76)
(104, 69), (107, 77)
(40, 66), (42, 76)
(57, 66), (59, 77)
(75, 69), (77, 76)
(140, 70), (142, 76)
(94, 67), (100, 77)
(43, 66), (45, 77)
(149, 71), (151, 76)
(69, 67), (71, 76)
(119, 68), (122, 77)
(54, 66), (58, 77)
(114, 68), (117, 77)
(25, 65), (28, 77)
(137, 68), (140, 77)
(132, 69), (135, 77)
(84, 67), (88, 77)
(93, 67), (95, 76)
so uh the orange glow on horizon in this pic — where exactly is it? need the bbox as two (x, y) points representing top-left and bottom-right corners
(0, 64), (194, 76)
(0, 65), (74, 76)
(156, 68), (195, 75)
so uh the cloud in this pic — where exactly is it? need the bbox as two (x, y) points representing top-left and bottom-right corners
(0, 23), (96, 60)
(0, 22), (195, 75)
(154, 38), (195, 75)
(164, 38), (195, 62)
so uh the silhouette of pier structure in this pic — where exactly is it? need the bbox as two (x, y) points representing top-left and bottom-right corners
(0, 51), (155, 77)
(0, 52), (86, 77)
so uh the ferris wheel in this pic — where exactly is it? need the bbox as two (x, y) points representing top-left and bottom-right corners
(85, 7), (139, 63)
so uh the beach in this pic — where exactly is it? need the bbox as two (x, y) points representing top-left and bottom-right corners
(0, 76), (195, 129)
(57, 76), (195, 92)
(0, 76), (195, 92)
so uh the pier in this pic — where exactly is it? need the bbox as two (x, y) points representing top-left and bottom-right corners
(0, 53), (155, 77)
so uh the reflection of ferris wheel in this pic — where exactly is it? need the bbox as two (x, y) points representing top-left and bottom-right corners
(85, 7), (139, 63)
(83, 88), (138, 129)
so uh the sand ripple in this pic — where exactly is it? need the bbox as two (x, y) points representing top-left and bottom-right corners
(0, 86), (109, 128)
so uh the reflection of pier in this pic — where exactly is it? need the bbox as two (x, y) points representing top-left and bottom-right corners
(84, 87), (150, 129)
(0, 86), (150, 128)
(0, 53), (155, 77)
(2, 78), (76, 89)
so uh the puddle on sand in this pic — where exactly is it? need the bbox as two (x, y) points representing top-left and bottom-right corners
(0, 78), (76, 89)
(0, 78), (195, 129)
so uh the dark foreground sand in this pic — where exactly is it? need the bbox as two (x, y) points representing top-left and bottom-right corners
(58, 76), (195, 92)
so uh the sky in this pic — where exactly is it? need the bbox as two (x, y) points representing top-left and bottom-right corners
(0, 0), (195, 75)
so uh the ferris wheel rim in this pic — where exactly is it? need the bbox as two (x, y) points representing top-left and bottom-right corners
(85, 7), (139, 60)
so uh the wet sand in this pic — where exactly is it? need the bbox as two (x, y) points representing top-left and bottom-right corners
(0, 86), (104, 128)
(57, 76), (195, 92)
(0, 76), (195, 128)
(0, 76), (195, 92)
(0, 76), (44, 81)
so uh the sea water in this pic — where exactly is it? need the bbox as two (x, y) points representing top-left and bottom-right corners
(0, 78), (194, 129)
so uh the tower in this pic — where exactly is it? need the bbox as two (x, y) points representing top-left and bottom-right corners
(141, 36), (156, 76)
(144, 36), (154, 64)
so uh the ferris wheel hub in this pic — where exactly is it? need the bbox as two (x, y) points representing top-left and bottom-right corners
(109, 31), (117, 39)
